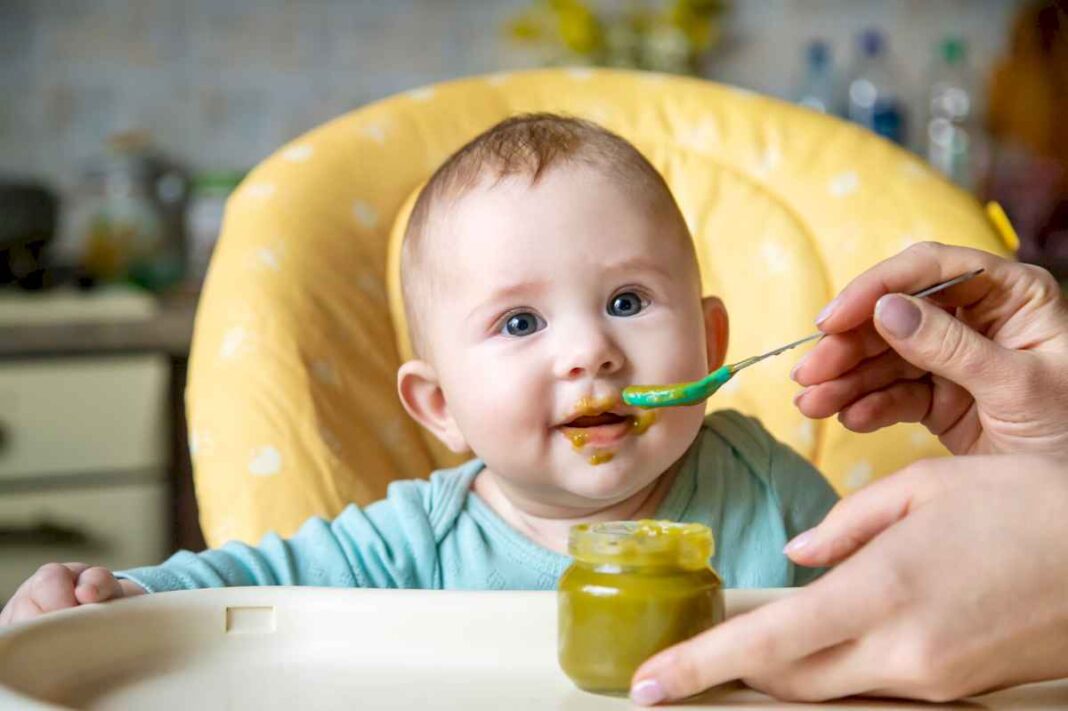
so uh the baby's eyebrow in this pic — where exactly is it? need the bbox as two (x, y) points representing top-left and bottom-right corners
(465, 279), (549, 321)
(600, 256), (674, 280)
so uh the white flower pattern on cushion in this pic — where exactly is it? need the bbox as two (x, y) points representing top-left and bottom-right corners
(760, 240), (791, 274)
(583, 104), (613, 125)
(844, 460), (874, 491)
(248, 446), (282, 476)
(361, 122), (389, 144)
(219, 326), (249, 360)
(910, 429), (932, 447)
(898, 225), (933, 253)
(319, 427), (343, 456)
(253, 246), (282, 271)
(243, 182), (276, 200)
(188, 428), (215, 457)
(281, 144), (314, 162)
(353, 201), (379, 229)
(407, 87), (435, 102)
(901, 160), (931, 180)
(311, 359), (340, 387)
(679, 117), (720, 152)
(828, 171), (859, 197)
(357, 271), (387, 303)
(377, 416), (408, 451)
(755, 144), (782, 176)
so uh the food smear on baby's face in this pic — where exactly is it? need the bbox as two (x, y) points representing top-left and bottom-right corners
(588, 451), (614, 465)
(560, 395), (659, 465)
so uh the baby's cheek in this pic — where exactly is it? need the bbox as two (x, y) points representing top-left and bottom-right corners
(627, 321), (708, 385)
(647, 406), (705, 458)
(453, 367), (545, 450)
(663, 332), (711, 382)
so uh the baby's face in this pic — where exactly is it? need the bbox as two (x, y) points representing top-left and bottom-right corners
(411, 164), (722, 509)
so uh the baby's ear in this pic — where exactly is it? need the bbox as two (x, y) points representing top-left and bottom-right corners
(396, 360), (469, 453)
(701, 296), (729, 370)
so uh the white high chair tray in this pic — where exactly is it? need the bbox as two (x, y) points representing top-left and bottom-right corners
(0, 587), (1063, 710)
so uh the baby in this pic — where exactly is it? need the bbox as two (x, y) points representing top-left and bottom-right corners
(0, 114), (837, 625)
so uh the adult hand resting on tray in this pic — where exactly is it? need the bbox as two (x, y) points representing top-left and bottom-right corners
(630, 243), (1068, 705)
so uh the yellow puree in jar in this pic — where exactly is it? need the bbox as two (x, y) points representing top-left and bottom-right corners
(558, 521), (724, 693)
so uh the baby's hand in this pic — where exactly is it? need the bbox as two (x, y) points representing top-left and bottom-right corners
(0, 563), (145, 627)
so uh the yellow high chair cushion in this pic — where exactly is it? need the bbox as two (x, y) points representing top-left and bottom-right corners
(189, 69), (1011, 547)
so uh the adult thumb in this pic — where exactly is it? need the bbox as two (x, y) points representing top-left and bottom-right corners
(874, 293), (1012, 400)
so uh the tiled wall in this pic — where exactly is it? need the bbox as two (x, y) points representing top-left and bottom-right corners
(0, 0), (531, 187)
(1, 0), (1024, 189)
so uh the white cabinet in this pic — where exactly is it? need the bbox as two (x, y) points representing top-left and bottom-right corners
(0, 356), (168, 479)
(0, 480), (168, 600)
(0, 355), (170, 602)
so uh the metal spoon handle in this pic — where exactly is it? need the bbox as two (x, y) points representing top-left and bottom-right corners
(727, 268), (985, 376)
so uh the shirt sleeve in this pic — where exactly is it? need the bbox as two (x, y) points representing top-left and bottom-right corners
(768, 439), (840, 586)
(116, 479), (440, 593)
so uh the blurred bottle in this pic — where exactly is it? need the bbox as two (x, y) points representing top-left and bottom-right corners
(794, 40), (839, 115)
(187, 171), (244, 282)
(68, 132), (188, 292)
(925, 36), (981, 191)
(846, 29), (908, 145)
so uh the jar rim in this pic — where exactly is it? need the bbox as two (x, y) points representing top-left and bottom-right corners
(568, 520), (715, 569)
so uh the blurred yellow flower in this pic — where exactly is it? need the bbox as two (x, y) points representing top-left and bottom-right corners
(507, 0), (726, 75)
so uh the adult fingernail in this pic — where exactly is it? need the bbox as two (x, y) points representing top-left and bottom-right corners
(815, 297), (840, 326)
(792, 387), (808, 406)
(631, 679), (667, 706)
(784, 529), (815, 554)
(876, 294), (921, 339)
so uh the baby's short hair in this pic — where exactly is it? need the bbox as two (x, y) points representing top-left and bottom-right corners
(401, 113), (688, 357)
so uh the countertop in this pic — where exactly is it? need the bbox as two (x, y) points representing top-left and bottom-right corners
(0, 287), (197, 359)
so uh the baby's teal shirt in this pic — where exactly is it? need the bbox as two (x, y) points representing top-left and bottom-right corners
(119, 411), (838, 592)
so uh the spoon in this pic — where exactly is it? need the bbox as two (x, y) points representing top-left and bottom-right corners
(621, 269), (985, 409)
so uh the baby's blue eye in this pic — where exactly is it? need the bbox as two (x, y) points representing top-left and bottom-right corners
(503, 311), (544, 337)
(608, 292), (645, 317)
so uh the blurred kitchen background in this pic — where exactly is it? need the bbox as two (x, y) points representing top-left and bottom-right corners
(1, 0), (1066, 603)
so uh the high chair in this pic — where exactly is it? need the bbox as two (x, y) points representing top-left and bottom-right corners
(187, 69), (1013, 547)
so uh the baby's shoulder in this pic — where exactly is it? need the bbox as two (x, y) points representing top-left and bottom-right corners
(374, 458), (483, 537)
(697, 409), (823, 483)
(700, 409), (778, 469)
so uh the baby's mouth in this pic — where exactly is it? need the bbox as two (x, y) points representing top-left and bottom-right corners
(556, 394), (658, 456)
(565, 412), (631, 428)
(558, 410), (636, 449)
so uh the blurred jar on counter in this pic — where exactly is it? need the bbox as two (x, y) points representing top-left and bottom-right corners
(186, 171), (243, 282)
(68, 132), (188, 292)
(846, 29), (908, 146)
(924, 37), (987, 192)
(794, 39), (840, 115)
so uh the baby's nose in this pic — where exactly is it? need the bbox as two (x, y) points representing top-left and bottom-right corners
(556, 330), (624, 380)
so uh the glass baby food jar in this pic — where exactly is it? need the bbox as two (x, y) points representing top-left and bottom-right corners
(558, 520), (724, 693)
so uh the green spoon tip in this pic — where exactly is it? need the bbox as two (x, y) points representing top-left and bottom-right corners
(622, 367), (733, 409)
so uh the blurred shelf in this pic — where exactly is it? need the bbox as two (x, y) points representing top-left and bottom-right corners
(0, 287), (196, 359)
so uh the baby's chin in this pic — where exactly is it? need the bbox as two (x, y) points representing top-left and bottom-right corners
(550, 453), (671, 504)
(553, 419), (697, 495)
(472, 416), (700, 508)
